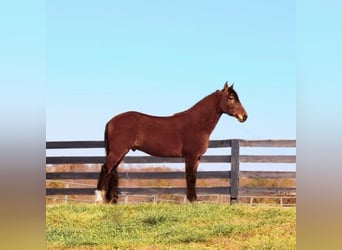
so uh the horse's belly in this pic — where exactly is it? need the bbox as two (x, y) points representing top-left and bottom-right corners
(139, 148), (181, 158)
(135, 134), (182, 158)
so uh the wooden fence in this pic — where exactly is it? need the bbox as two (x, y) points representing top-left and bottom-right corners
(46, 139), (296, 204)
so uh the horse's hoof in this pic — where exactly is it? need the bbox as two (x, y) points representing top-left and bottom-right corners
(94, 190), (105, 204)
(187, 194), (198, 203)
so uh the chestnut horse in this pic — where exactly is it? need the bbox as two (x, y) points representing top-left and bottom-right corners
(95, 82), (247, 203)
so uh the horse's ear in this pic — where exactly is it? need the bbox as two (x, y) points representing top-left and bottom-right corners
(231, 83), (234, 89)
(223, 81), (229, 92)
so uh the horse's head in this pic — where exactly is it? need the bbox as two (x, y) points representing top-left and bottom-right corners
(219, 81), (248, 122)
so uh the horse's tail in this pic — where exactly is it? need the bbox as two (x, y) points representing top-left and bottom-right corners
(104, 122), (110, 156)
(97, 122), (110, 193)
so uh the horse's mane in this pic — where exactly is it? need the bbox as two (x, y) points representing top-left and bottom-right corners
(172, 90), (220, 117)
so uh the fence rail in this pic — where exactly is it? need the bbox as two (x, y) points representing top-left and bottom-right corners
(46, 139), (296, 203)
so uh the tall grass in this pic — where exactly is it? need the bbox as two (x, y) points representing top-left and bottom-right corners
(46, 203), (295, 249)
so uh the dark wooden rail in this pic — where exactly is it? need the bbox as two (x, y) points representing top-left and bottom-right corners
(46, 139), (296, 203)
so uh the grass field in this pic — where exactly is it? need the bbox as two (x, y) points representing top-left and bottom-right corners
(46, 203), (296, 250)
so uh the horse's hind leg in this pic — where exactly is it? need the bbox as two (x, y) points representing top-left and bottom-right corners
(96, 150), (128, 204)
(185, 156), (200, 202)
(95, 164), (108, 203)
(101, 150), (128, 203)
(106, 166), (120, 204)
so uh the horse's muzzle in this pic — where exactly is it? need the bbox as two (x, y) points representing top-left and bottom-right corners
(238, 114), (248, 122)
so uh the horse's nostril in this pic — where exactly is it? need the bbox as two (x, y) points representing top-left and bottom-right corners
(243, 114), (248, 121)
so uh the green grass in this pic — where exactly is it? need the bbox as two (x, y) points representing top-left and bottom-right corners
(46, 203), (296, 250)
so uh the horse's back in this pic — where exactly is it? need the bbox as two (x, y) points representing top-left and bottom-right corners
(106, 111), (185, 157)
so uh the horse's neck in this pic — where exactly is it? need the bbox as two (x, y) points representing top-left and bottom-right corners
(184, 91), (222, 134)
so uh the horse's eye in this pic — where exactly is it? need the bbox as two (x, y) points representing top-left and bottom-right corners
(227, 96), (234, 100)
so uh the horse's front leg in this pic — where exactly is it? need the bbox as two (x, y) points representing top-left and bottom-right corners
(185, 157), (200, 202)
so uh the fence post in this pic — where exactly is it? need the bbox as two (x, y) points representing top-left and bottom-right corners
(230, 139), (240, 205)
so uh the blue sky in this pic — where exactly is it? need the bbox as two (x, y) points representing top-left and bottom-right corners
(47, 0), (295, 141)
